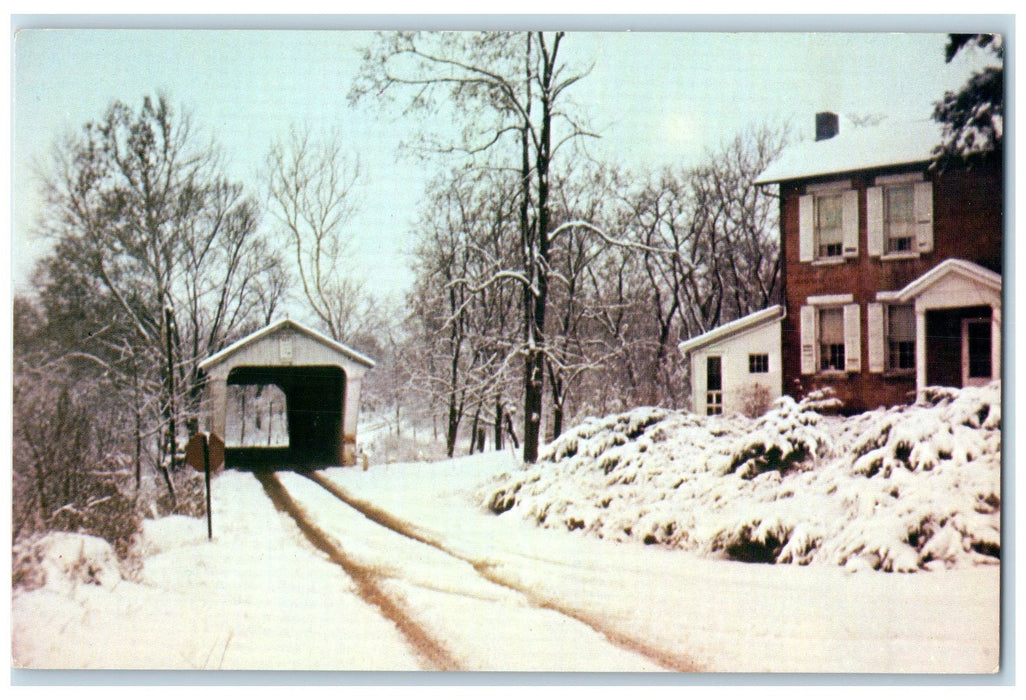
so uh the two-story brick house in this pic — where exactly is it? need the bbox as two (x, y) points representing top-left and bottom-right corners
(680, 113), (1002, 415)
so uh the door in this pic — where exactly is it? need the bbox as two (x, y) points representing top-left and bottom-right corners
(961, 318), (993, 387)
(706, 356), (723, 415)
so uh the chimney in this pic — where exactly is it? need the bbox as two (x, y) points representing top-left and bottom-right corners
(815, 111), (839, 141)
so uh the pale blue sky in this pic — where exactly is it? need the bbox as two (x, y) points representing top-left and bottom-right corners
(11, 29), (989, 300)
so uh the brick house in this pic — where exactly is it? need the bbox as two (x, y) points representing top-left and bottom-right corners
(681, 113), (1002, 415)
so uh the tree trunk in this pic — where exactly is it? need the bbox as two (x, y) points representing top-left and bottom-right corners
(467, 404), (481, 456)
(494, 395), (503, 450)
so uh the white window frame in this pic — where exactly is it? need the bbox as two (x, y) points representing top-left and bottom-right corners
(800, 296), (861, 375)
(868, 173), (933, 259)
(799, 181), (858, 263)
(868, 300), (916, 375)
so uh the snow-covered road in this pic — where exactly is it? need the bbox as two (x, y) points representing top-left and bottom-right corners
(262, 469), (669, 671)
(12, 451), (1000, 673)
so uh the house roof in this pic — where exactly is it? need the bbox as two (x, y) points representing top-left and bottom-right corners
(754, 119), (943, 185)
(678, 305), (784, 355)
(198, 318), (376, 372)
(890, 258), (1002, 303)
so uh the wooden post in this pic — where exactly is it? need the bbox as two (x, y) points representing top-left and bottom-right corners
(202, 433), (212, 541)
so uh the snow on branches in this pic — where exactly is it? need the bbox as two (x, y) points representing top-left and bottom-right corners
(482, 383), (1001, 572)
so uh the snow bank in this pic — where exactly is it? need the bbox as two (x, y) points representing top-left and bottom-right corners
(14, 532), (124, 592)
(482, 384), (1001, 572)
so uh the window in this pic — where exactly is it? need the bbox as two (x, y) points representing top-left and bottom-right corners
(867, 178), (933, 258)
(815, 193), (844, 259)
(818, 307), (845, 371)
(799, 184), (856, 262)
(884, 184), (915, 253)
(801, 301), (860, 375)
(706, 356), (723, 416)
(749, 353), (769, 374)
(887, 304), (915, 371)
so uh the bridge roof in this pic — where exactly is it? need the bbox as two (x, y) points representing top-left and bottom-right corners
(198, 319), (376, 374)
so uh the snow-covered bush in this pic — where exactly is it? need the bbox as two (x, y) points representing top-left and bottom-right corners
(483, 383), (1001, 572)
(727, 390), (839, 479)
(13, 532), (123, 592)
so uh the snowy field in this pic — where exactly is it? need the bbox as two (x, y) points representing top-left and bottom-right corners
(11, 386), (1001, 674)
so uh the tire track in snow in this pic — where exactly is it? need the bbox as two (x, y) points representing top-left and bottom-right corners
(252, 470), (461, 671)
(302, 470), (701, 673)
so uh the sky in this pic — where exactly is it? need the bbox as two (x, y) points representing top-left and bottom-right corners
(10, 25), (995, 303)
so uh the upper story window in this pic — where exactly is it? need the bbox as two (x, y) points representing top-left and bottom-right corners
(799, 182), (858, 263)
(868, 174), (933, 258)
(815, 193), (844, 258)
(884, 184), (915, 253)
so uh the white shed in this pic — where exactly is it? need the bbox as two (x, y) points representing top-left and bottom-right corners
(678, 306), (784, 416)
(198, 319), (375, 467)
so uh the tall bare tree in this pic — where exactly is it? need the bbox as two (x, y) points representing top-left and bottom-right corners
(266, 127), (370, 344)
(353, 30), (594, 462)
(28, 93), (285, 508)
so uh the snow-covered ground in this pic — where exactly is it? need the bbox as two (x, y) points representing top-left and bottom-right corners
(11, 386), (1001, 673)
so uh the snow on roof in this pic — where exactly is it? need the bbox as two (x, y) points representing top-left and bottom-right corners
(678, 305), (783, 355)
(198, 318), (376, 372)
(755, 119), (944, 184)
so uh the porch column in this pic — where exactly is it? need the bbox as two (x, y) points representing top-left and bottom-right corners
(992, 305), (1002, 382)
(915, 305), (927, 395)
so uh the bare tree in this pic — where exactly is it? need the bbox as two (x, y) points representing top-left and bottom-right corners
(29, 93), (285, 509)
(266, 127), (369, 343)
(354, 31), (594, 462)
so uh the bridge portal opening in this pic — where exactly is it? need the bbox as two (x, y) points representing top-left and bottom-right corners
(225, 365), (347, 469)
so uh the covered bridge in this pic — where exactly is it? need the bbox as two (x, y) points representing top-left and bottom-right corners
(198, 319), (375, 468)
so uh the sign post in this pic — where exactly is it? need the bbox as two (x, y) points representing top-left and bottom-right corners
(185, 432), (225, 541)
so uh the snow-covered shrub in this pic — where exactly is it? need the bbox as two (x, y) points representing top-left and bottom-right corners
(484, 383), (1000, 573)
(46, 475), (142, 559)
(727, 390), (839, 479)
(13, 532), (123, 592)
(155, 469), (207, 521)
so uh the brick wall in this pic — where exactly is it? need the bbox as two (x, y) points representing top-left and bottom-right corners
(780, 157), (1003, 412)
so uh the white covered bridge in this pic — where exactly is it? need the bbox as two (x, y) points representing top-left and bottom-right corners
(198, 319), (375, 468)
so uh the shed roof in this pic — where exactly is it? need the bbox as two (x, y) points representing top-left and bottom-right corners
(755, 119), (942, 185)
(198, 319), (376, 373)
(678, 305), (783, 355)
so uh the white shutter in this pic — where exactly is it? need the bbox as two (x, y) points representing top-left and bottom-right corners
(842, 189), (859, 258)
(800, 305), (816, 374)
(799, 195), (814, 262)
(866, 186), (884, 257)
(843, 303), (861, 373)
(867, 303), (885, 373)
(914, 181), (934, 253)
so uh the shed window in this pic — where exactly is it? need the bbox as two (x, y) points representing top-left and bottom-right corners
(749, 353), (769, 374)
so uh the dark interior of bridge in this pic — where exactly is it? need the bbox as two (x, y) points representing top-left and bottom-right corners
(225, 365), (346, 468)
